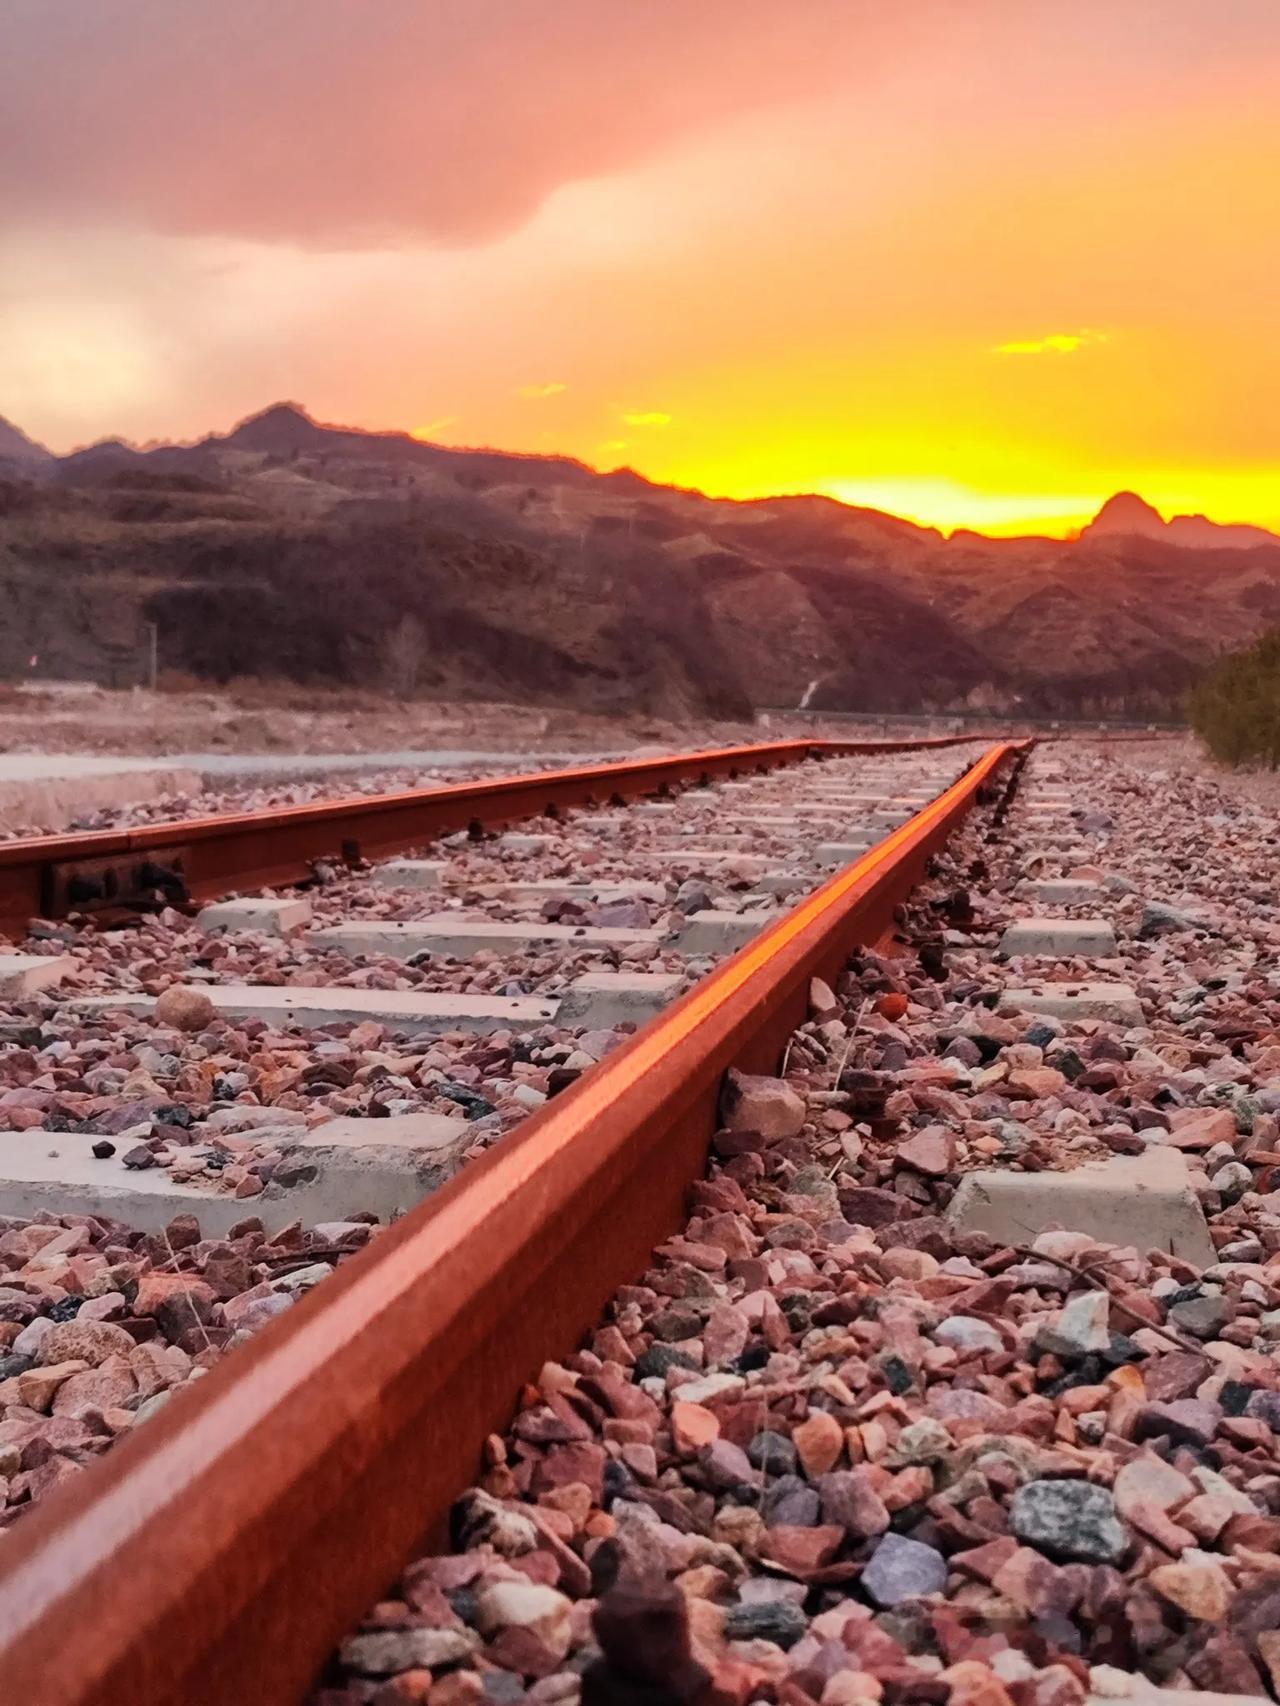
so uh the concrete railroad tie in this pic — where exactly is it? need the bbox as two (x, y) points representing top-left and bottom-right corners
(998, 917), (1119, 957)
(948, 1148), (1215, 1268)
(371, 860), (447, 890)
(307, 918), (664, 959)
(1019, 879), (1105, 906)
(78, 971), (686, 1036)
(674, 909), (778, 954)
(997, 982), (1144, 1025)
(0, 1113), (475, 1236)
(0, 954), (74, 997)
(74, 985), (561, 1036)
(197, 897), (314, 936)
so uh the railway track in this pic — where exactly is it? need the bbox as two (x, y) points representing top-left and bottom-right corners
(0, 737), (986, 940)
(7, 734), (1280, 1706)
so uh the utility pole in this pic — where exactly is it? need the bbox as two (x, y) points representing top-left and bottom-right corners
(146, 622), (158, 691)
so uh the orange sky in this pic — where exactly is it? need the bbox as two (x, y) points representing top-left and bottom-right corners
(3, 1), (1279, 536)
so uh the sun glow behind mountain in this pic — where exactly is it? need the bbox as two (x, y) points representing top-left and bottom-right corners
(2, 2), (1279, 539)
(814, 479), (1098, 539)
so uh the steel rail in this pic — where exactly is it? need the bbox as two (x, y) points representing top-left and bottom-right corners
(0, 737), (1027, 1706)
(0, 735), (990, 938)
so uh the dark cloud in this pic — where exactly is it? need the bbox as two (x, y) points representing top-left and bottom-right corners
(1, 0), (903, 248)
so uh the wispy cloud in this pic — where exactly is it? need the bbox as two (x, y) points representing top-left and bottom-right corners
(621, 409), (672, 427)
(411, 416), (458, 439)
(994, 328), (1108, 356)
(517, 381), (568, 399)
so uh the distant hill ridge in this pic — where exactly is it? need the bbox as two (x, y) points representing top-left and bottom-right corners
(3, 400), (1278, 719)
(8, 400), (1276, 548)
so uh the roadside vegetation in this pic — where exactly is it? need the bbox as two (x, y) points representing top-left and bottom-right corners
(1190, 626), (1280, 765)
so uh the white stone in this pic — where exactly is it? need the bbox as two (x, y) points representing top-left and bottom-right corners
(672, 1371), (745, 1404)
(934, 1317), (1004, 1354)
(474, 1580), (572, 1643)
(1038, 1291), (1112, 1357)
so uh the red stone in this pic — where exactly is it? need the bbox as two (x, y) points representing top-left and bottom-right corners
(952, 1535), (1020, 1583)
(671, 1401), (719, 1455)
(1011, 1664), (1087, 1706)
(534, 1441), (605, 1501)
(1163, 1107), (1237, 1149)
(793, 1410), (844, 1477)
(896, 1128), (956, 1177)
(704, 1659), (774, 1706)
(760, 1524), (844, 1577)
(1140, 1352), (1211, 1402)
(943, 1660), (1016, 1706)
(132, 1272), (218, 1317)
(991, 1547), (1078, 1616)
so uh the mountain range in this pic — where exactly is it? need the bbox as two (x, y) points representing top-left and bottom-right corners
(2, 403), (1277, 719)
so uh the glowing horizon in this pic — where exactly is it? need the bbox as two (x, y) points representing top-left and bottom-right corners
(3, 2), (1278, 540)
(22, 398), (1279, 541)
(404, 423), (1280, 538)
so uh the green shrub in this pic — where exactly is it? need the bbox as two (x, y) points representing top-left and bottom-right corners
(1190, 627), (1280, 766)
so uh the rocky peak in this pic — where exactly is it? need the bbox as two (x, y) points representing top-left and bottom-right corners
(1083, 491), (1167, 539)
(219, 402), (332, 455)
(1082, 490), (1279, 550)
(0, 415), (54, 466)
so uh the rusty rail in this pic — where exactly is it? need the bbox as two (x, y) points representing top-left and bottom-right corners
(0, 735), (989, 938)
(0, 738), (1027, 1705)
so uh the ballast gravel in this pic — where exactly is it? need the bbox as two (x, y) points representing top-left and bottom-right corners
(311, 745), (1280, 1705)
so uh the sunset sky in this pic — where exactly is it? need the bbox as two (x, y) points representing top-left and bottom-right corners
(3, 0), (1279, 536)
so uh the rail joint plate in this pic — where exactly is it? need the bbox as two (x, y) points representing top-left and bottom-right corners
(44, 844), (192, 917)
